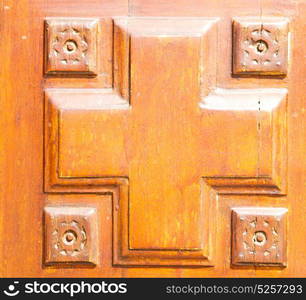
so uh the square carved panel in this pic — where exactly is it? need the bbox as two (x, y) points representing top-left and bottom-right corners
(44, 18), (99, 76)
(232, 17), (289, 76)
(231, 207), (287, 267)
(44, 206), (98, 266)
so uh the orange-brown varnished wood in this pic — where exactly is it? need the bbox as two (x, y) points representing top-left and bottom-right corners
(0, 0), (305, 277)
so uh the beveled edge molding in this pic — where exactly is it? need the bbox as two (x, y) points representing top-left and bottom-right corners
(113, 17), (219, 100)
(112, 17), (218, 267)
(112, 178), (215, 267)
(200, 87), (288, 195)
(44, 88), (130, 193)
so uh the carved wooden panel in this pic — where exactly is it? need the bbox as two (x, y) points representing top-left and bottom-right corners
(44, 16), (288, 267)
(44, 206), (98, 266)
(44, 18), (99, 76)
(44, 17), (219, 266)
(232, 207), (287, 266)
(232, 17), (289, 76)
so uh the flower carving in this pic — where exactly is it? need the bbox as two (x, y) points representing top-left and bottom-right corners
(45, 18), (98, 75)
(52, 220), (87, 257)
(241, 27), (280, 68)
(240, 216), (280, 258)
(44, 206), (97, 265)
(232, 208), (287, 266)
(233, 18), (288, 75)
(51, 27), (88, 66)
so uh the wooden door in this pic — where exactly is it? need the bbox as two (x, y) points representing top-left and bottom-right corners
(0, 0), (305, 277)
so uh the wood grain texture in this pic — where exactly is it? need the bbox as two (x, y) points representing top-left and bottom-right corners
(0, 0), (305, 277)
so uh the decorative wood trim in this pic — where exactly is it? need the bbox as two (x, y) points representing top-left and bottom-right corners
(232, 17), (289, 76)
(44, 206), (98, 266)
(44, 17), (219, 267)
(44, 18), (99, 76)
(231, 207), (287, 266)
(44, 17), (288, 268)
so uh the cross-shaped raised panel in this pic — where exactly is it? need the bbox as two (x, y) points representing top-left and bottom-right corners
(44, 17), (287, 266)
